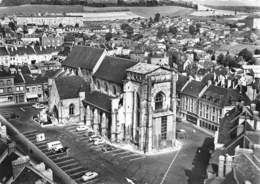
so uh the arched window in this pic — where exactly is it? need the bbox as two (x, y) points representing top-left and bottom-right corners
(113, 86), (117, 95)
(155, 92), (164, 110)
(69, 104), (74, 115)
(96, 80), (100, 89)
(105, 83), (109, 92)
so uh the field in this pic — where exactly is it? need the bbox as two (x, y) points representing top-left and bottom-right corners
(0, 4), (194, 18)
(83, 6), (194, 17)
(218, 43), (260, 55)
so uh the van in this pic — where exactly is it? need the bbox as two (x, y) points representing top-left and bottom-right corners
(47, 141), (63, 152)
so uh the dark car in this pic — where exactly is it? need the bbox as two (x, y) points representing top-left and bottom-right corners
(101, 145), (113, 152)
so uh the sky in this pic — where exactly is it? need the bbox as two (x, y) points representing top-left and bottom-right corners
(193, 0), (260, 7)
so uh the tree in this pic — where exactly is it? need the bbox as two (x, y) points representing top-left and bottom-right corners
(169, 25), (178, 35)
(217, 53), (225, 65)
(195, 23), (201, 32)
(154, 13), (160, 22)
(105, 32), (112, 41)
(238, 48), (253, 62)
(125, 26), (134, 38)
(120, 23), (129, 31)
(58, 23), (63, 28)
(255, 49), (260, 55)
(189, 25), (196, 35)
(23, 25), (28, 34)
(186, 62), (198, 76)
(8, 21), (17, 31)
(157, 26), (167, 38)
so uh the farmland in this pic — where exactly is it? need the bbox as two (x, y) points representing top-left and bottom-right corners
(0, 4), (194, 18)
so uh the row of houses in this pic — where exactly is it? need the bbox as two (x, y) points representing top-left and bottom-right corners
(0, 45), (60, 66)
(177, 73), (251, 135)
(0, 66), (61, 105)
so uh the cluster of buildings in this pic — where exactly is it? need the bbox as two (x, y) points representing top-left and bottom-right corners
(0, 4), (259, 183)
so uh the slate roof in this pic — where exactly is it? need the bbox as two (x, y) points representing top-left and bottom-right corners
(62, 46), (105, 71)
(126, 62), (160, 75)
(0, 47), (8, 56)
(0, 152), (19, 182)
(9, 46), (36, 56)
(14, 73), (24, 84)
(0, 68), (13, 78)
(181, 80), (204, 98)
(94, 56), (136, 85)
(203, 86), (251, 107)
(55, 76), (90, 100)
(83, 91), (111, 112)
(176, 75), (189, 93)
(34, 46), (60, 55)
(13, 167), (51, 184)
(24, 70), (61, 85)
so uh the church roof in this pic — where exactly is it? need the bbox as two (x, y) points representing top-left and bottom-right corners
(94, 56), (136, 85)
(62, 45), (105, 71)
(126, 62), (160, 75)
(83, 91), (111, 112)
(55, 76), (89, 100)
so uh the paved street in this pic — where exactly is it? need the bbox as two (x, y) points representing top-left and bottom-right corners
(0, 104), (213, 184)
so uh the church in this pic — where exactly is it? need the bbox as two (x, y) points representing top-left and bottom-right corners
(48, 45), (177, 153)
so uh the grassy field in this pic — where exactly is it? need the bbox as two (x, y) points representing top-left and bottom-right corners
(218, 43), (260, 55)
(0, 4), (194, 17)
(83, 6), (194, 17)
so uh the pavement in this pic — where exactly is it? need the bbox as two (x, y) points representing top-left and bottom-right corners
(0, 104), (214, 184)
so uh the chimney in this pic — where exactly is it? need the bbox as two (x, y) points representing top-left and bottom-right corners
(251, 103), (256, 111)
(12, 156), (30, 179)
(225, 155), (233, 175)
(207, 80), (212, 87)
(8, 142), (16, 155)
(218, 155), (225, 178)
(253, 110), (259, 117)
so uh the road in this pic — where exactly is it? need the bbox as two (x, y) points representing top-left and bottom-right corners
(0, 104), (213, 184)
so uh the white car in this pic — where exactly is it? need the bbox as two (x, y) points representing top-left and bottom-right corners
(93, 138), (105, 145)
(81, 171), (98, 181)
(89, 135), (100, 142)
(76, 125), (88, 132)
(32, 103), (45, 109)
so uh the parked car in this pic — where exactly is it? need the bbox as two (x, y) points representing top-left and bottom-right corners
(81, 171), (98, 181)
(101, 144), (113, 152)
(93, 138), (105, 145)
(89, 135), (101, 142)
(32, 103), (45, 109)
(76, 125), (88, 132)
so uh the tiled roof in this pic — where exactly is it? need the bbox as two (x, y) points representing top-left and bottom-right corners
(94, 56), (136, 85)
(181, 80), (204, 98)
(83, 91), (111, 112)
(62, 45), (105, 71)
(176, 75), (189, 92)
(126, 62), (160, 75)
(55, 76), (90, 100)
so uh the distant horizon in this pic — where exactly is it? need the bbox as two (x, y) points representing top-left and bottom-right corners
(189, 0), (260, 7)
